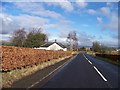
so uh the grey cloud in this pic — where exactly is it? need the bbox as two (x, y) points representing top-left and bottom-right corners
(111, 33), (118, 39)
(100, 40), (118, 47)
(59, 31), (95, 46)
(59, 30), (96, 46)
(97, 17), (103, 24)
(77, 32), (94, 46)
(44, 19), (74, 32)
(0, 34), (12, 41)
(100, 7), (110, 16)
(76, 0), (88, 8)
(86, 6), (118, 31)
(98, 7), (118, 31)
(0, 12), (50, 42)
(46, 0), (74, 12)
(87, 9), (96, 15)
(0, 13), (20, 34)
(14, 2), (64, 20)
(102, 13), (118, 31)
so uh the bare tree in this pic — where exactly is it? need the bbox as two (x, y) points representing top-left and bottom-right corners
(66, 31), (78, 51)
(11, 28), (26, 47)
(92, 41), (101, 52)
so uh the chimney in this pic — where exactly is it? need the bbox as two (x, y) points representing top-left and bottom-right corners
(55, 39), (57, 42)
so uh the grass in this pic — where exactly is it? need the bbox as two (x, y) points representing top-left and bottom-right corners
(86, 51), (120, 67)
(2, 55), (73, 88)
(0, 73), (2, 89)
(94, 56), (120, 67)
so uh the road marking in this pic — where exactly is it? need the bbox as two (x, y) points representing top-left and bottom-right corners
(27, 55), (76, 89)
(83, 53), (107, 82)
(93, 66), (107, 82)
(88, 60), (92, 64)
(83, 54), (88, 60)
(83, 54), (92, 64)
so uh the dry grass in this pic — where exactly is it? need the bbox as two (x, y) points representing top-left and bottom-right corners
(94, 56), (120, 67)
(72, 51), (79, 55)
(0, 74), (2, 89)
(2, 55), (72, 88)
(86, 51), (120, 67)
(86, 51), (96, 56)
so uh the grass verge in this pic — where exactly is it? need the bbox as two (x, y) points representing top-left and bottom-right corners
(94, 56), (120, 67)
(86, 51), (120, 67)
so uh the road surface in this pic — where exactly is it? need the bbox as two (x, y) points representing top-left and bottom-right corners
(41, 52), (119, 88)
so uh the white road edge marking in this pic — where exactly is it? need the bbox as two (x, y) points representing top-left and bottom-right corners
(27, 55), (77, 89)
(93, 66), (107, 82)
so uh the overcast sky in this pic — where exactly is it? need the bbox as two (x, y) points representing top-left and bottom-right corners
(0, 1), (119, 47)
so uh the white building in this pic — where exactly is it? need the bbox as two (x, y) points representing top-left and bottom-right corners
(34, 41), (67, 51)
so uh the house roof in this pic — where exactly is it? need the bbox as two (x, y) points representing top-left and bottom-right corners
(41, 42), (67, 48)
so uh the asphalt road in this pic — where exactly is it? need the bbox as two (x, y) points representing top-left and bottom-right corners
(41, 52), (119, 88)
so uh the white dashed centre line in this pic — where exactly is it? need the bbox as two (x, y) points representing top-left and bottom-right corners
(83, 53), (107, 82)
(93, 66), (107, 82)
(88, 60), (92, 64)
(83, 54), (88, 60)
(83, 54), (92, 64)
